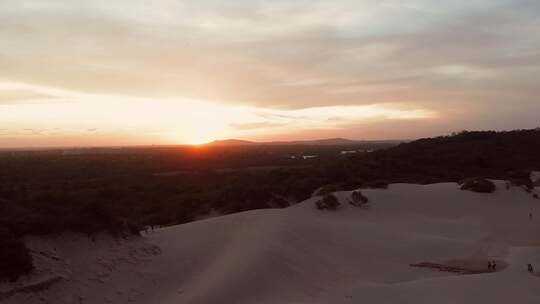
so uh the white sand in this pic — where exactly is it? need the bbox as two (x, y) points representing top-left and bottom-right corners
(2, 181), (540, 303)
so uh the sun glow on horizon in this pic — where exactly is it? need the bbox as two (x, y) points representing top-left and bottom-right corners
(0, 81), (439, 147)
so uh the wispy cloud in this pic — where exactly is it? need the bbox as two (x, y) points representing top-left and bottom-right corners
(0, 81), (437, 145)
(229, 122), (286, 131)
(0, 0), (539, 146)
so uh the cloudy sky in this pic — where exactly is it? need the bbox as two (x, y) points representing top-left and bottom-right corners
(1, 0), (539, 147)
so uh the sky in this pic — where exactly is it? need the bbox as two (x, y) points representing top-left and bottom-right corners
(1, 0), (539, 147)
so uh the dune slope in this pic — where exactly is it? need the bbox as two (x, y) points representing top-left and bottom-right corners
(2, 181), (540, 303)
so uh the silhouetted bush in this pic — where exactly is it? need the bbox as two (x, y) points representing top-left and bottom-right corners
(315, 194), (340, 210)
(534, 177), (540, 187)
(126, 222), (144, 235)
(350, 191), (369, 207)
(508, 171), (534, 191)
(459, 178), (496, 193)
(268, 196), (290, 208)
(315, 184), (340, 196)
(70, 202), (141, 236)
(0, 230), (33, 282)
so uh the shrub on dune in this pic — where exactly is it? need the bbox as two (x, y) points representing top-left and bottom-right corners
(507, 171), (534, 192)
(349, 191), (369, 207)
(314, 184), (340, 196)
(315, 194), (340, 210)
(459, 178), (496, 193)
(70, 202), (133, 236)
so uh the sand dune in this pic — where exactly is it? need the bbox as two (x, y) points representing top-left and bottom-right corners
(2, 181), (540, 303)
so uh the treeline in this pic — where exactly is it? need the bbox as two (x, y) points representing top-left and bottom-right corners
(333, 129), (540, 186)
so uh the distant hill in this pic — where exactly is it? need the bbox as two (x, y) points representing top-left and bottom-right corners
(206, 139), (256, 146)
(278, 138), (360, 146)
(206, 138), (399, 146)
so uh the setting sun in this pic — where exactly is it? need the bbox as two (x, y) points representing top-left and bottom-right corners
(0, 81), (439, 147)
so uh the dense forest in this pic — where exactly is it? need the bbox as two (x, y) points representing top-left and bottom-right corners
(1, 129), (540, 281)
